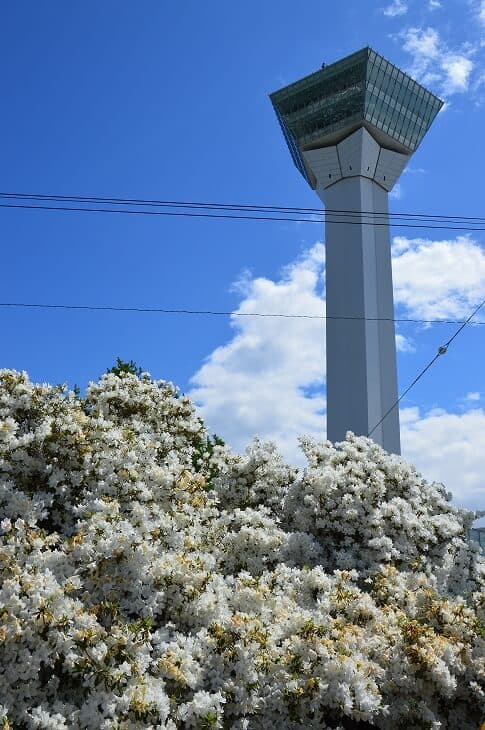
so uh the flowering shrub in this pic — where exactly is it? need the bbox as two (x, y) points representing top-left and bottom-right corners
(0, 368), (484, 729)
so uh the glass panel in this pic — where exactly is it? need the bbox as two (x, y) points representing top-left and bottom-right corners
(270, 48), (369, 147)
(274, 110), (312, 186)
(270, 47), (443, 182)
(364, 52), (443, 150)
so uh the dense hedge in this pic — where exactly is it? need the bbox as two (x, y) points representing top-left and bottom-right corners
(0, 369), (483, 729)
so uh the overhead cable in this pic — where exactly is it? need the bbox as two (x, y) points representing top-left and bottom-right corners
(3, 201), (485, 233)
(2, 301), (485, 326)
(368, 297), (485, 438)
(1, 191), (485, 224)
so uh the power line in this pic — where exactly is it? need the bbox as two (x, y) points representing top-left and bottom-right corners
(3, 190), (484, 444)
(2, 191), (485, 225)
(368, 297), (485, 438)
(0, 302), (325, 319)
(3, 201), (485, 233)
(2, 301), (485, 326)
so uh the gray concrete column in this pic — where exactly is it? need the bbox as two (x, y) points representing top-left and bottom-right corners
(319, 176), (401, 454)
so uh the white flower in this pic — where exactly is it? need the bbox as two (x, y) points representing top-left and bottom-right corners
(0, 368), (483, 728)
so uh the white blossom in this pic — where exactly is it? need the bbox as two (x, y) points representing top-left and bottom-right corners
(0, 368), (483, 728)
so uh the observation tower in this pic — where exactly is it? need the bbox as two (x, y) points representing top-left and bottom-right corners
(270, 47), (443, 454)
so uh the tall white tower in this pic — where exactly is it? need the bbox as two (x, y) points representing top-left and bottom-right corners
(270, 47), (443, 454)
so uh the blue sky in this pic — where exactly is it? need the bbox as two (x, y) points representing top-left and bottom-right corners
(2, 1), (485, 513)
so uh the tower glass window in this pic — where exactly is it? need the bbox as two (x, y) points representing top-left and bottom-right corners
(270, 47), (443, 186)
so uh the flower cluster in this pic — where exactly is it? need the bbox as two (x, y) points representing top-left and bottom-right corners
(0, 369), (484, 729)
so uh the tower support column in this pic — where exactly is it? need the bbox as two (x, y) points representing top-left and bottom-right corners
(319, 176), (401, 454)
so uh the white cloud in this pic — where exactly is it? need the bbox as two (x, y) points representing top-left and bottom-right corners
(401, 27), (474, 94)
(392, 235), (485, 319)
(479, 0), (485, 25)
(396, 333), (415, 352)
(401, 407), (485, 510)
(191, 237), (485, 507)
(428, 0), (442, 9)
(465, 391), (481, 401)
(383, 0), (408, 17)
(474, 70), (485, 91)
(403, 166), (427, 175)
(441, 55), (474, 92)
(389, 182), (403, 200)
(190, 244), (326, 462)
(403, 26), (440, 62)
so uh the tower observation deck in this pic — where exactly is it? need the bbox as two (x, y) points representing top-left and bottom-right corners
(270, 47), (443, 454)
